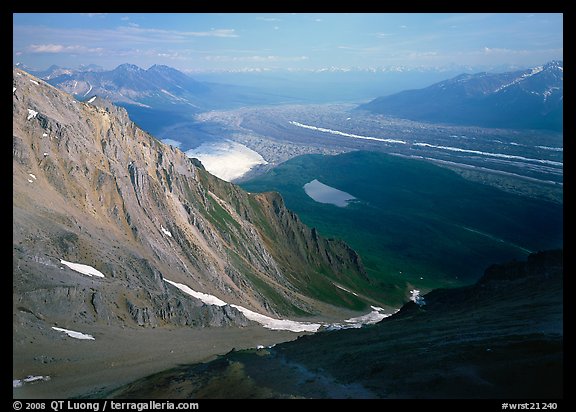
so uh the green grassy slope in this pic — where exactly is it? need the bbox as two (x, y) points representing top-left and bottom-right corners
(241, 151), (563, 303)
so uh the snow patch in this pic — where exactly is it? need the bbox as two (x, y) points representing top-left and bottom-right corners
(163, 279), (321, 332)
(333, 282), (359, 296)
(344, 307), (391, 326)
(325, 307), (397, 331)
(160, 225), (173, 237)
(24, 375), (50, 383)
(231, 304), (322, 332)
(87, 96), (96, 103)
(410, 289), (426, 307)
(27, 109), (38, 120)
(13, 87), (16, 94)
(52, 327), (95, 340)
(30, 79), (39, 85)
(164, 279), (228, 306)
(164, 279), (398, 333)
(13, 376), (51, 388)
(60, 259), (105, 278)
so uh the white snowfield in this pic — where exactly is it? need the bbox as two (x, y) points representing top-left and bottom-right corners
(160, 225), (173, 237)
(164, 279), (321, 332)
(410, 289), (426, 307)
(60, 259), (105, 278)
(27, 109), (38, 120)
(333, 282), (359, 296)
(324, 307), (397, 331)
(185, 140), (268, 182)
(163, 279), (397, 333)
(344, 306), (391, 326)
(164, 279), (228, 306)
(229, 304), (321, 333)
(52, 326), (95, 340)
(13, 375), (51, 388)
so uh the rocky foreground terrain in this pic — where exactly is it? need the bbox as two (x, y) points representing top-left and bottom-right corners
(109, 250), (563, 399)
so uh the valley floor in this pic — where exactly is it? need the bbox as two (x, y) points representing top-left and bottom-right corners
(13, 324), (299, 399)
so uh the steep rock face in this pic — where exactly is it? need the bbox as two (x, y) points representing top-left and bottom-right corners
(12, 69), (368, 333)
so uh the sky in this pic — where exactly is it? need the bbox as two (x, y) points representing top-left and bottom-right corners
(13, 13), (563, 72)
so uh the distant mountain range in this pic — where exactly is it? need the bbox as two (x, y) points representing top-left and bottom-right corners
(359, 61), (563, 131)
(15, 63), (299, 134)
(33, 63), (210, 109)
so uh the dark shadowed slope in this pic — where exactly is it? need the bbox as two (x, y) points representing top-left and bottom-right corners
(109, 250), (562, 399)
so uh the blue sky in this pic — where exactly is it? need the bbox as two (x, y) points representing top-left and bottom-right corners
(13, 13), (563, 72)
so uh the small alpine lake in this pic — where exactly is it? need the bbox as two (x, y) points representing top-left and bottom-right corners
(303, 179), (357, 207)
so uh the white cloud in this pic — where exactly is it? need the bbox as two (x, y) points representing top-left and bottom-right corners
(204, 55), (308, 63)
(28, 44), (104, 54)
(80, 13), (107, 18)
(256, 17), (281, 22)
(118, 26), (238, 39)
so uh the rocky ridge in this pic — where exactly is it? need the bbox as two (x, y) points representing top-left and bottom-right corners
(13, 68), (370, 337)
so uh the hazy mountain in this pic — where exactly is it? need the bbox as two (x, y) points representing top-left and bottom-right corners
(40, 63), (309, 134)
(43, 63), (210, 109)
(13, 67), (372, 343)
(359, 61), (563, 131)
(109, 250), (563, 399)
